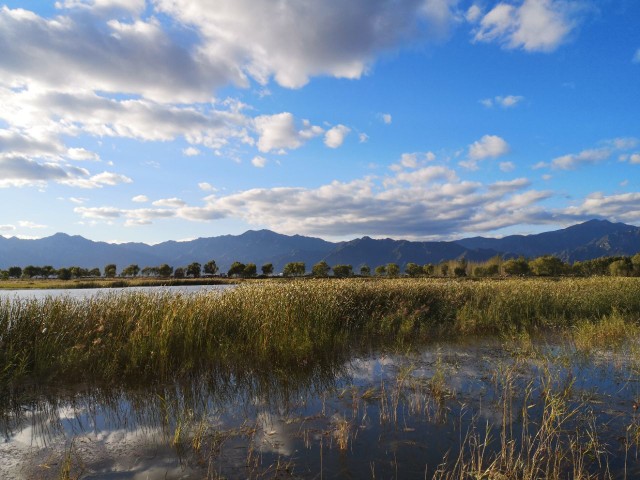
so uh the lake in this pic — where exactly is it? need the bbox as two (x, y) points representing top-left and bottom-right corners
(0, 283), (234, 300)
(1, 336), (638, 479)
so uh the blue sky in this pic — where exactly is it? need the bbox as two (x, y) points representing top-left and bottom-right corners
(0, 0), (638, 244)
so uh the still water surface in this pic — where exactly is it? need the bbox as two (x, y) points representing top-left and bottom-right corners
(0, 284), (233, 300)
(1, 338), (639, 479)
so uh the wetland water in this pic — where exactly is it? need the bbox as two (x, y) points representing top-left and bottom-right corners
(0, 284), (234, 300)
(2, 338), (640, 479)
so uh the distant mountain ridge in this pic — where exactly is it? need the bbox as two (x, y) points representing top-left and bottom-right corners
(0, 220), (639, 272)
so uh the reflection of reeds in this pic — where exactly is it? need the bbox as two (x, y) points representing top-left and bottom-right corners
(2, 278), (640, 385)
(434, 365), (610, 480)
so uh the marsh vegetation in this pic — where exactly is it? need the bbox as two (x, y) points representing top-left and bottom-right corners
(1, 277), (640, 478)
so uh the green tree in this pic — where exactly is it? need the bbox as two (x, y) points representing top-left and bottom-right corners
(57, 267), (72, 280)
(374, 265), (387, 277)
(261, 263), (274, 276)
(386, 263), (400, 277)
(8, 266), (22, 278)
(609, 258), (633, 277)
(228, 261), (246, 277)
(332, 264), (353, 278)
(283, 262), (305, 277)
(204, 260), (219, 276)
(22, 265), (41, 278)
(632, 253), (640, 276)
(529, 256), (567, 276)
(503, 257), (530, 276)
(243, 263), (257, 278)
(89, 267), (101, 277)
(440, 264), (449, 277)
(405, 262), (422, 277)
(186, 262), (201, 278)
(104, 264), (117, 278)
(174, 267), (185, 278)
(121, 264), (140, 277)
(312, 261), (330, 278)
(423, 264), (435, 276)
(360, 264), (371, 276)
(158, 264), (173, 277)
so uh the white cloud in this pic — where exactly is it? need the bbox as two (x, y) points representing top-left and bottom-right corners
(69, 196), (87, 204)
(254, 113), (323, 153)
(551, 147), (610, 170)
(462, 135), (510, 169)
(633, 48), (640, 63)
(630, 154), (640, 164)
(358, 133), (369, 143)
(66, 147), (100, 161)
(152, 197), (187, 208)
(198, 182), (216, 192)
(153, 0), (457, 90)
(132, 195), (149, 203)
(499, 161), (516, 172)
(324, 125), (351, 148)
(182, 147), (201, 157)
(251, 156), (267, 168)
(381, 113), (393, 124)
(481, 95), (524, 108)
(0, 224), (15, 232)
(473, 0), (577, 52)
(18, 220), (46, 229)
(466, 4), (482, 23)
(562, 192), (640, 224)
(76, 160), (554, 238)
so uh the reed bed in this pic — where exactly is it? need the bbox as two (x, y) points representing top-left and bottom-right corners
(1, 277), (639, 384)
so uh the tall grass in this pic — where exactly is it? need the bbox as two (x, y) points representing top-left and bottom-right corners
(1, 277), (639, 384)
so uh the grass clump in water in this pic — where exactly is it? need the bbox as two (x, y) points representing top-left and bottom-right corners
(1, 277), (639, 385)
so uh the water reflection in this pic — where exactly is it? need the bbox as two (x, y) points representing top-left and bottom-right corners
(2, 339), (640, 479)
(0, 284), (234, 300)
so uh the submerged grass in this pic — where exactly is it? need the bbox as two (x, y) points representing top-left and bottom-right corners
(1, 277), (640, 384)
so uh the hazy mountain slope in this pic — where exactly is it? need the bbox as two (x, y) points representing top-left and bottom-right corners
(1, 220), (639, 272)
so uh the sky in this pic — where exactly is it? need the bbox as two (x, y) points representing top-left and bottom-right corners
(0, 0), (639, 244)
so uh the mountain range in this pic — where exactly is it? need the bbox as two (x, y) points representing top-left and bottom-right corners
(0, 219), (639, 273)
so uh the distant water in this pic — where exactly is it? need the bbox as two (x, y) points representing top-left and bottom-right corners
(0, 284), (234, 300)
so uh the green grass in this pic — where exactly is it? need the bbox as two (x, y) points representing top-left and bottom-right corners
(1, 277), (639, 385)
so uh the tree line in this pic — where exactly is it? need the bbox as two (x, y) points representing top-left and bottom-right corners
(2, 253), (640, 280)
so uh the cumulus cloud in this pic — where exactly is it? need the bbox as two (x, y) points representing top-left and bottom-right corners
(251, 156), (267, 168)
(132, 195), (148, 203)
(481, 95), (524, 108)
(254, 113), (323, 153)
(182, 147), (201, 157)
(461, 135), (510, 169)
(152, 197), (187, 208)
(551, 147), (610, 170)
(0, 6), (241, 104)
(473, 0), (577, 52)
(499, 161), (516, 172)
(73, 160), (555, 238)
(324, 125), (351, 148)
(198, 182), (216, 192)
(630, 154), (640, 164)
(562, 192), (640, 224)
(153, 0), (457, 89)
